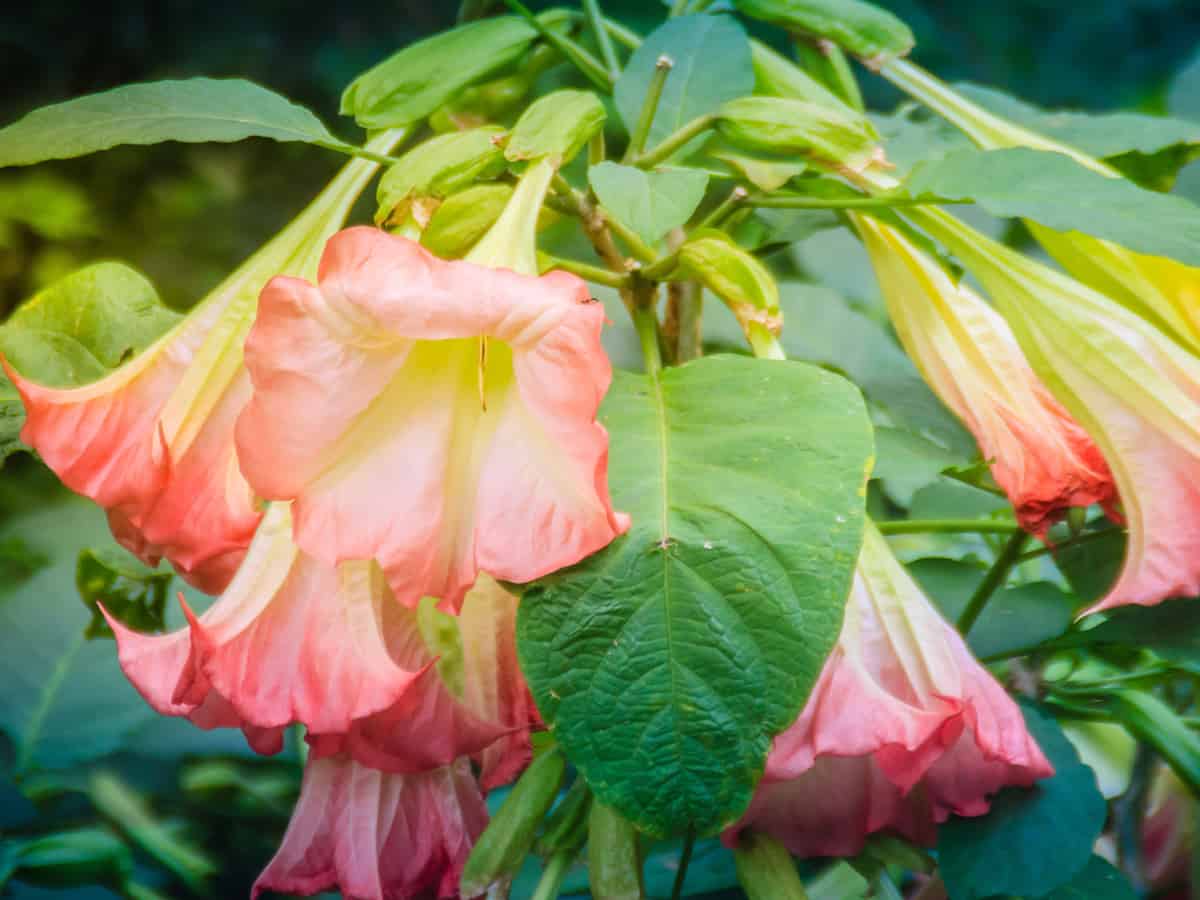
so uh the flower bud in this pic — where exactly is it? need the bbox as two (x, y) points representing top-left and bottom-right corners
(674, 229), (782, 354)
(716, 96), (881, 172)
(421, 183), (515, 259)
(732, 831), (809, 900)
(734, 0), (915, 65)
(588, 800), (645, 900)
(459, 748), (568, 896)
(506, 89), (606, 168)
(375, 126), (507, 229)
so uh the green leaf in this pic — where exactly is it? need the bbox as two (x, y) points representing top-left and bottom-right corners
(733, 0), (915, 62)
(613, 15), (754, 152)
(909, 558), (1076, 659)
(505, 90), (606, 166)
(937, 701), (1107, 900)
(1038, 855), (1137, 900)
(0, 79), (340, 168)
(341, 16), (541, 130)
(518, 355), (873, 837)
(7, 828), (132, 891)
(0, 500), (160, 772)
(871, 426), (960, 507)
(588, 162), (709, 244)
(1, 262), (180, 387)
(76, 548), (172, 641)
(907, 147), (1200, 267)
(1052, 528), (1124, 608)
(956, 82), (1200, 180)
(1062, 599), (1200, 672)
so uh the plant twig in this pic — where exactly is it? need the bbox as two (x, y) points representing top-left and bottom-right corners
(582, 0), (620, 79)
(669, 828), (697, 900)
(625, 55), (674, 162)
(875, 518), (1019, 536)
(956, 530), (1031, 634)
(633, 114), (717, 168)
(501, 0), (612, 90)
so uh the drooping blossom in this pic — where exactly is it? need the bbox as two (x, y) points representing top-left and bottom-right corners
(881, 57), (1200, 354)
(252, 755), (488, 900)
(909, 206), (1200, 612)
(724, 523), (1052, 857)
(235, 221), (628, 613)
(106, 503), (533, 774)
(854, 213), (1114, 534)
(5, 130), (404, 593)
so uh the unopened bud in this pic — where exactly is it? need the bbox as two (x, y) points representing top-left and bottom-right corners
(675, 230), (782, 349)
(506, 89), (607, 168)
(734, 0), (915, 65)
(716, 96), (881, 173)
(421, 183), (515, 259)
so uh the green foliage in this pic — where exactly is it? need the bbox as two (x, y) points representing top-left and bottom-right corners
(907, 147), (1200, 266)
(938, 702), (1108, 900)
(613, 15), (754, 151)
(588, 162), (709, 244)
(76, 547), (172, 640)
(1038, 856), (1137, 900)
(716, 96), (879, 167)
(505, 89), (607, 166)
(0, 79), (342, 169)
(733, 0), (915, 61)
(519, 355), (872, 836)
(340, 15), (545, 129)
(1062, 598), (1200, 672)
(375, 126), (507, 226)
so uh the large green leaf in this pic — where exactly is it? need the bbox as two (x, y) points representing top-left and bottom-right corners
(733, 0), (915, 62)
(1039, 856), (1137, 900)
(907, 147), (1200, 267)
(613, 15), (754, 152)
(518, 355), (873, 837)
(1058, 599), (1200, 673)
(0, 263), (180, 466)
(341, 15), (540, 130)
(588, 162), (709, 245)
(937, 702), (1107, 900)
(0, 79), (340, 168)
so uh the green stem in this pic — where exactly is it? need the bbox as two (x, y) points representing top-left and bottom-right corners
(633, 296), (664, 376)
(582, 0), (621, 78)
(634, 114), (717, 168)
(602, 16), (642, 50)
(320, 141), (401, 167)
(670, 829), (697, 900)
(640, 251), (680, 281)
(540, 253), (630, 289)
(676, 283), (704, 362)
(794, 38), (864, 112)
(606, 216), (659, 264)
(625, 55), (674, 162)
(1016, 526), (1120, 563)
(531, 851), (574, 900)
(697, 186), (749, 231)
(501, 0), (613, 91)
(875, 518), (1019, 536)
(747, 192), (962, 210)
(748, 326), (786, 360)
(956, 529), (1031, 634)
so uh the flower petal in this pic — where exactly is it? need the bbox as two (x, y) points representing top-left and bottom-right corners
(236, 227), (628, 611)
(253, 756), (487, 900)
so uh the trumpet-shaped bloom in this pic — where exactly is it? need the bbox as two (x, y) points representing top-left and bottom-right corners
(1143, 764), (1195, 892)
(855, 214), (1114, 534)
(235, 225), (629, 612)
(725, 524), (1052, 857)
(106, 503), (510, 770)
(911, 206), (1200, 612)
(253, 755), (487, 900)
(6, 135), (402, 593)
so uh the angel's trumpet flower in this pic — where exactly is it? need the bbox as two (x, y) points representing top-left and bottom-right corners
(5, 130), (406, 592)
(725, 524), (1052, 857)
(854, 213), (1114, 534)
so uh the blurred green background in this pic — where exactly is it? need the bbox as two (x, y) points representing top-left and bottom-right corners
(0, 2), (1197, 899)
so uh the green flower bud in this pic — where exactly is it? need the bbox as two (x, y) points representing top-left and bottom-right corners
(734, 0), (915, 65)
(717, 96), (881, 173)
(375, 127), (507, 228)
(749, 40), (851, 112)
(506, 89), (607, 168)
(732, 831), (809, 900)
(536, 778), (592, 856)
(588, 800), (645, 900)
(674, 229), (782, 354)
(421, 183), (515, 259)
(459, 748), (568, 897)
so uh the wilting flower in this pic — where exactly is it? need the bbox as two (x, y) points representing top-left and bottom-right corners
(725, 523), (1052, 857)
(234, 224), (628, 612)
(1143, 763), (1195, 893)
(4, 132), (404, 593)
(880, 58), (1200, 354)
(106, 503), (535, 780)
(910, 206), (1200, 613)
(854, 213), (1114, 534)
(253, 755), (488, 900)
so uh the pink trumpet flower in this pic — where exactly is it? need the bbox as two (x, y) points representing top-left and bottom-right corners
(253, 755), (488, 900)
(725, 523), (1052, 857)
(106, 503), (534, 777)
(235, 160), (628, 613)
(854, 213), (1114, 535)
(5, 131), (404, 593)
